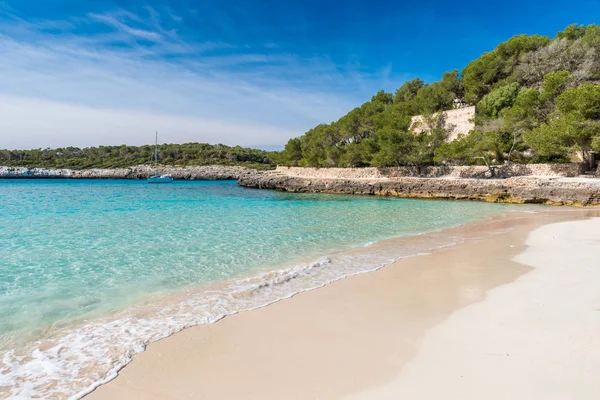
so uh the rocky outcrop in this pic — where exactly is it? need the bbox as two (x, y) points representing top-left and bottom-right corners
(4, 163), (599, 206)
(0, 165), (255, 180)
(238, 170), (600, 206)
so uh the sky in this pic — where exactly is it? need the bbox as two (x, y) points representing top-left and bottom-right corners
(1, 0), (599, 150)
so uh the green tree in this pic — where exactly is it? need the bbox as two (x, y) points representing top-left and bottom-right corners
(413, 82), (454, 114)
(542, 70), (570, 100)
(340, 141), (371, 167)
(555, 83), (600, 119)
(299, 125), (330, 167)
(371, 90), (393, 105)
(277, 24), (600, 169)
(582, 24), (600, 50)
(281, 138), (303, 166)
(436, 129), (505, 175)
(0, 143), (276, 169)
(462, 34), (550, 103)
(523, 84), (600, 160)
(524, 112), (598, 160)
(393, 78), (424, 104)
(440, 70), (464, 100)
(557, 24), (587, 40)
(371, 128), (415, 167)
(477, 82), (521, 118)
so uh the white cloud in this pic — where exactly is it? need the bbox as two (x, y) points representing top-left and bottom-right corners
(88, 12), (162, 41)
(0, 5), (392, 150)
(167, 8), (183, 23)
(0, 95), (295, 149)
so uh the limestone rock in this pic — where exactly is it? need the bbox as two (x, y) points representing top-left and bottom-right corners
(0, 165), (251, 180)
(238, 170), (600, 206)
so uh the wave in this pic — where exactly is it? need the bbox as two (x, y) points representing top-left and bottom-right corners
(0, 223), (486, 399)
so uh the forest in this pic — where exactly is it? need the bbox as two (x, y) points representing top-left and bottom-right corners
(0, 143), (276, 169)
(277, 24), (600, 168)
(2, 24), (600, 171)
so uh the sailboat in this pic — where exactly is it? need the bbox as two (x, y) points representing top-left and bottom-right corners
(147, 132), (173, 183)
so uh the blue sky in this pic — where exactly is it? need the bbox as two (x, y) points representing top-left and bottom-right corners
(1, 0), (599, 149)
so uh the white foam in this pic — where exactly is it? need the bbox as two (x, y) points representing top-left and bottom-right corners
(0, 232), (471, 399)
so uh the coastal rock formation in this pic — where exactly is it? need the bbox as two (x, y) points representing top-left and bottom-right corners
(3, 164), (599, 206)
(238, 169), (600, 206)
(0, 165), (252, 180)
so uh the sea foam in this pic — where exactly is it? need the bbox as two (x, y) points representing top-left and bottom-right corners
(0, 179), (519, 399)
(0, 235), (455, 399)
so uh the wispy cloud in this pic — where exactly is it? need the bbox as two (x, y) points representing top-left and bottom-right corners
(0, 2), (392, 149)
(88, 12), (162, 41)
(166, 6), (182, 22)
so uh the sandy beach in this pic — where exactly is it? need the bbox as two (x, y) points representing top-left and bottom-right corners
(87, 209), (600, 400)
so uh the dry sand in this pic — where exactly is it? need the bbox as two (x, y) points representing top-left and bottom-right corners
(351, 214), (600, 400)
(87, 209), (600, 400)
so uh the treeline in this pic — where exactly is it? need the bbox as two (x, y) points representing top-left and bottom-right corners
(278, 24), (600, 168)
(4, 24), (599, 171)
(0, 143), (276, 169)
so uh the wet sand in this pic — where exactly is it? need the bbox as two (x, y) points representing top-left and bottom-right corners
(87, 209), (600, 400)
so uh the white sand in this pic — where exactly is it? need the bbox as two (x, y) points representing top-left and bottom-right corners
(350, 217), (600, 399)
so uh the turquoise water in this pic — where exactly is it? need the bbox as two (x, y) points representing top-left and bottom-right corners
(0, 179), (517, 398)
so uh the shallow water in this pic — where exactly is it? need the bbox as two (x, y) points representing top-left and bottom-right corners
(0, 179), (523, 398)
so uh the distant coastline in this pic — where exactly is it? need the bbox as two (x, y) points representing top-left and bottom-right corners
(3, 163), (600, 206)
(0, 165), (251, 180)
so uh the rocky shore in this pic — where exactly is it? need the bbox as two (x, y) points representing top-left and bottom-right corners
(3, 164), (600, 206)
(0, 165), (253, 180)
(238, 167), (600, 206)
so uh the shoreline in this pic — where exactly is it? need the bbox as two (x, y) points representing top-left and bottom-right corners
(0, 165), (253, 180)
(239, 171), (600, 206)
(350, 213), (600, 399)
(86, 208), (599, 399)
(3, 165), (599, 206)
(1, 203), (523, 399)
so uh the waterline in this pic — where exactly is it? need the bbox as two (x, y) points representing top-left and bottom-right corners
(0, 179), (531, 398)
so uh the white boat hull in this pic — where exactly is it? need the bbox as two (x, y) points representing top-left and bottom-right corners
(147, 175), (173, 183)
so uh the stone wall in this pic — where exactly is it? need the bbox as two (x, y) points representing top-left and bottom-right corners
(410, 106), (476, 141)
(275, 163), (585, 179)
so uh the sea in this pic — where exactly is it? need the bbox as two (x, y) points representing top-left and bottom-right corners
(0, 179), (524, 398)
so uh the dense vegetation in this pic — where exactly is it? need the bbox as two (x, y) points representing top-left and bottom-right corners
(278, 24), (600, 168)
(3, 24), (599, 172)
(0, 143), (276, 169)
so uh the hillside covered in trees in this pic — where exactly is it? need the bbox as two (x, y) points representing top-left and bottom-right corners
(3, 24), (599, 172)
(0, 143), (276, 169)
(278, 24), (600, 168)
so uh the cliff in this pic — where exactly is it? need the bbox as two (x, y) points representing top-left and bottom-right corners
(0, 165), (253, 180)
(238, 167), (600, 206)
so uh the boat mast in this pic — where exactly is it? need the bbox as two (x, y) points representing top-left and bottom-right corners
(154, 131), (158, 176)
